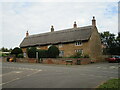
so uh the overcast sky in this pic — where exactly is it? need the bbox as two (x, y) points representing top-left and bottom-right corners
(0, 0), (119, 49)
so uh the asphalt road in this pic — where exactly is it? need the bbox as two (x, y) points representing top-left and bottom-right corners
(1, 61), (119, 88)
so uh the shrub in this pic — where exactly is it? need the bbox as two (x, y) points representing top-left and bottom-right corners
(27, 47), (36, 58)
(11, 47), (23, 57)
(17, 54), (24, 58)
(71, 52), (83, 58)
(48, 45), (59, 58)
(83, 54), (90, 58)
(38, 50), (48, 58)
(2, 53), (7, 57)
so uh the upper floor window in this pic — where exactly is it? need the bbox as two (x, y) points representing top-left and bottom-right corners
(75, 41), (82, 46)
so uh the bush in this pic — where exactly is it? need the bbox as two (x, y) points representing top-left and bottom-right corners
(71, 52), (83, 58)
(17, 54), (24, 58)
(48, 45), (59, 58)
(38, 50), (48, 58)
(2, 53), (7, 57)
(11, 47), (23, 57)
(83, 54), (89, 58)
(27, 47), (37, 58)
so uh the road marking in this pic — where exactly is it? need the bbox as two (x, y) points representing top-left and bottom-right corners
(109, 66), (118, 69)
(0, 71), (23, 77)
(25, 69), (42, 77)
(13, 71), (22, 74)
(3, 67), (40, 71)
(1, 69), (42, 86)
(0, 78), (20, 86)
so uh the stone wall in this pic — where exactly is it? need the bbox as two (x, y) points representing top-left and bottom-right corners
(15, 58), (91, 65)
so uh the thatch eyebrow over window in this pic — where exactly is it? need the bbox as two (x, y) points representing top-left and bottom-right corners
(75, 41), (82, 46)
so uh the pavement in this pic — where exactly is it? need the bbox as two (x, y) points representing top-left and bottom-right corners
(1, 61), (119, 88)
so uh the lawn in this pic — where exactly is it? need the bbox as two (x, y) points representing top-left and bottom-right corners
(98, 78), (120, 88)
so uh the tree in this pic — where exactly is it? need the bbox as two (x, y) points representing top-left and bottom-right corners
(48, 45), (59, 58)
(11, 47), (23, 57)
(1, 47), (9, 52)
(115, 33), (120, 55)
(100, 31), (120, 55)
(27, 47), (36, 58)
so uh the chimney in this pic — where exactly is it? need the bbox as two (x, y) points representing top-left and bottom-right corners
(51, 25), (54, 32)
(26, 31), (29, 37)
(92, 16), (96, 27)
(73, 21), (77, 28)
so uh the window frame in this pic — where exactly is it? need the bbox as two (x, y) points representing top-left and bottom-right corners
(75, 49), (83, 54)
(59, 50), (64, 57)
(75, 41), (82, 46)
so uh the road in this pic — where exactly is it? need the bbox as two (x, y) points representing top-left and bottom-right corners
(1, 61), (119, 88)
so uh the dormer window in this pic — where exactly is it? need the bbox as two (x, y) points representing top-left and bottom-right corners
(75, 41), (82, 46)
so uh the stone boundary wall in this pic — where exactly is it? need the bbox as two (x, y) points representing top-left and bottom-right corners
(42, 58), (91, 65)
(2, 57), (104, 65)
(16, 58), (91, 65)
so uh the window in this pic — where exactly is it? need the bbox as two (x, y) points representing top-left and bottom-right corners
(59, 50), (64, 57)
(75, 49), (83, 54)
(75, 41), (82, 46)
(59, 44), (63, 48)
(23, 53), (26, 57)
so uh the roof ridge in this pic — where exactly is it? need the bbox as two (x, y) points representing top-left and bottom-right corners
(27, 25), (93, 38)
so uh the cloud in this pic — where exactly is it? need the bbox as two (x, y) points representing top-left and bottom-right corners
(1, 2), (118, 48)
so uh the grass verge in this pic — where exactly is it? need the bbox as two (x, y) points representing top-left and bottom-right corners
(98, 78), (120, 88)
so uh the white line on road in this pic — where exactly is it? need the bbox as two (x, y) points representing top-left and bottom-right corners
(3, 67), (40, 71)
(1, 69), (42, 86)
(0, 78), (20, 86)
(0, 71), (23, 77)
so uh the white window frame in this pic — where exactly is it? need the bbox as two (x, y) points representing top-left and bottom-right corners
(75, 41), (82, 46)
(75, 49), (83, 54)
(59, 50), (64, 57)
(23, 52), (26, 57)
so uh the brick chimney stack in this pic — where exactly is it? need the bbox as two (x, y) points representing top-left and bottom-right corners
(26, 31), (29, 37)
(51, 25), (54, 32)
(73, 21), (77, 28)
(92, 16), (96, 27)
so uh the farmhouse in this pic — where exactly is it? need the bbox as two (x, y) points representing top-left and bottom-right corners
(20, 16), (102, 61)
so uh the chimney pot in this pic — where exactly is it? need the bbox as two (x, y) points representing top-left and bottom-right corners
(92, 16), (96, 27)
(51, 25), (54, 32)
(73, 21), (77, 28)
(26, 31), (29, 37)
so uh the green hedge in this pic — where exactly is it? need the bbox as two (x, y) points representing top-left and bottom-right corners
(27, 45), (59, 58)
(48, 45), (59, 58)
(38, 50), (48, 58)
(11, 47), (23, 57)
(27, 47), (36, 58)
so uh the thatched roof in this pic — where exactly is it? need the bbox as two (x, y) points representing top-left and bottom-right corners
(20, 25), (93, 48)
